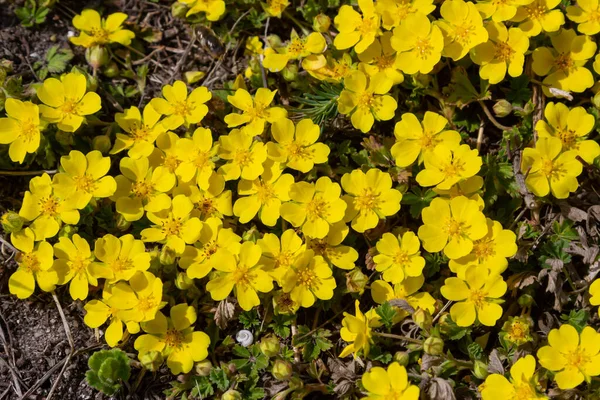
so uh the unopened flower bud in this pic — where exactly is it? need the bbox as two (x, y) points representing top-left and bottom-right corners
(266, 34), (283, 49)
(92, 134), (111, 154)
(103, 61), (119, 78)
(260, 335), (280, 357)
(175, 272), (193, 290)
(473, 360), (488, 380)
(518, 293), (534, 308)
(413, 308), (432, 331)
(493, 99), (513, 118)
(1, 211), (23, 234)
(116, 214), (131, 231)
(140, 350), (163, 372)
(313, 14), (331, 33)
(195, 360), (212, 376)
(593, 92), (600, 110)
(55, 131), (74, 146)
(171, 2), (188, 18)
(85, 46), (108, 70)
(393, 351), (410, 367)
(221, 390), (242, 400)
(58, 225), (77, 239)
(423, 337), (444, 356)
(345, 268), (367, 293)
(272, 359), (293, 380)
(159, 245), (176, 266)
(282, 64), (298, 82)
(242, 227), (260, 243)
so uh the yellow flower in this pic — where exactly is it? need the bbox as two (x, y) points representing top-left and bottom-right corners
(112, 156), (175, 221)
(37, 72), (101, 132)
(374, 231), (425, 284)
(174, 172), (233, 220)
(258, 229), (305, 284)
(436, 0), (488, 61)
(501, 316), (533, 346)
(280, 177), (347, 239)
(141, 195), (202, 255)
(449, 218), (518, 279)
(267, 118), (330, 173)
(217, 128), (268, 181)
(357, 32), (404, 85)
(179, 0), (225, 20)
(341, 168), (402, 232)
(339, 300), (380, 358)
(470, 22), (529, 84)
(53, 234), (111, 300)
(391, 111), (462, 167)
(179, 217), (241, 279)
(0, 99), (43, 163)
(263, 31), (327, 72)
(282, 250), (336, 308)
(149, 80), (211, 130)
(263, 0), (290, 17)
(537, 324), (600, 389)
(433, 176), (485, 210)
(376, 0), (435, 30)
(134, 304), (210, 375)
(416, 143), (482, 190)
(333, 0), (380, 54)
(521, 137), (582, 199)
(480, 355), (547, 400)
(360, 362), (420, 399)
(224, 88), (287, 136)
(307, 52), (356, 83)
(418, 196), (488, 259)
(153, 131), (182, 177)
(206, 241), (273, 311)
(19, 173), (80, 240)
(532, 29), (597, 96)
(8, 228), (57, 299)
(441, 265), (507, 327)
(371, 275), (436, 322)
(52, 150), (117, 209)
(567, 0), (600, 34)
(112, 104), (166, 159)
(70, 10), (135, 48)
(390, 12), (444, 75)
(589, 279), (600, 316)
(511, 0), (564, 37)
(337, 71), (397, 133)
(84, 282), (140, 347)
(536, 102), (600, 164)
(93, 234), (151, 283)
(175, 127), (218, 189)
(306, 221), (359, 270)
(120, 271), (164, 323)
(234, 160), (294, 226)
(477, 0), (535, 21)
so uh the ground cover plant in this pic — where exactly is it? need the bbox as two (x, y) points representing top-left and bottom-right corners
(0, 0), (600, 398)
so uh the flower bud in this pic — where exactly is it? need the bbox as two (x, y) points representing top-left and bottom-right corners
(313, 14), (331, 33)
(517, 294), (533, 308)
(85, 46), (109, 70)
(413, 308), (432, 331)
(159, 245), (177, 266)
(282, 64), (298, 82)
(140, 350), (163, 372)
(593, 92), (600, 110)
(116, 214), (131, 231)
(423, 337), (444, 356)
(473, 360), (488, 380)
(195, 360), (212, 376)
(103, 61), (119, 78)
(58, 224), (77, 239)
(1, 211), (23, 234)
(55, 131), (74, 146)
(260, 335), (280, 357)
(266, 34), (283, 49)
(242, 227), (260, 243)
(493, 99), (513, 118)
(272, 359), (293, 380)
(221, 390), (242, 400)
(393, 351), (410, 367)
(92, 134), (111, 154)
(171, 2), (188, 18)
(175, 272), (193, 290)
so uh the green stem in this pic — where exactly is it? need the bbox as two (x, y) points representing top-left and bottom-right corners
(373, 331), (422, 345)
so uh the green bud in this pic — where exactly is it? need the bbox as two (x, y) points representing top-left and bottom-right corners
(195, 360), (212, 377)
(103, 61), (119, 78)
(171, 2), (188, 18)
(85, 46), (109, 70)
(221, 390), (242, 400)
(413, 308), (432, 331)
(272, 359), (293, 380)
(423, 337), (444, 356)
(260, 335), (281, 357)
(313, 14), (331, 33)
(493, 99), (513, 118)
(393, 351), (410, 367)
(473, 360), (488, 380)
(116, 214), (131, 232)
(55, 130), (74, 146)
(140, 351), (163, 372)
(593, 92), (600, 110)
(1, 211), (23, 234)
(58, 224), (77, 239)
(175, 272), (193, 290)
(266, 35), (283, 48)
(242, 226), (260, 243)
(517, 294), (534, 308)
(345, 268), (367, 294)
(282, 64), (298, 82)
(159, 245), (177, 266)
(92, 134), (111, 154)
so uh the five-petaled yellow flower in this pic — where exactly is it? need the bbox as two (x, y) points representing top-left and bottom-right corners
(416, 143), (482, 190)
(37, 72), (101, 132)
(280, 177), (347, 239)
(537, 324), (600, 389)
(374, 231), (425, 284)
(258, 229), (304, 285)
(357, 32), (404, 85)
(476, 0), (535, 22)
(339, 300), (380, 358)
(521, 137), (582, 199)
(70, 10), (135, 48)
(217, 128), (268, 181)
(511, 0), (564, 37)
(360, 362), (420, 399)
(567, 0), (600, 35)
(341, 168), (402, 232)
(338, 71), (398, 133)
(333, 0), (380, 54)
(441, 265), (507, 327)
(0, 99), (44, 163)
(150, 80), (211, 130)
(93, 234), (151, 283)
(589, 279), (600, 316)
(178, 0), (226, 20)
(480, 355), (547, 400)
(175, 127), (218, 189)
(306, 221), (359, 270)
(418, 196), (488, 259)
(112, 104), (166, 159)
(436, 0), (488, 61)
(224, 88), (287, 136)
(371, 275), (436, 322)
(282, 250), (336, 308)
(263, 31), (327, 72)
(377, 0), (435, 30)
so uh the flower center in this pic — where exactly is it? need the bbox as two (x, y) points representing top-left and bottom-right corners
(306, 197), (329, 221)
(234, 149), (253, 167)
(164, 329), (184, 348)
(453, 24), (475, 45)
(469, 288), (487, 308)
(285, 142), (312, 160)
(395, 1), (415, 21)
(275, 251), (293, 269)
(198, 198), (216, 216)
(472, 239), (495, 261)
(38, 195), (60, 217)
(20, 253), (41, 273)
(161, 215), (183, 237)
(566, 348), (591, 371)
(375, 55), (395, 70)
(296, 266), (318, 287)
(232, 266), (254, 286)
(513, 382), (536, 400)
(256, 181), (275, 203)
(354, 187), (380, 211)
(173, 101), (191, 117)
(557, 129), (577, 149)
(202, 240), (219, 258)
(526, 3), (547, 20)
(90, 27), (110, 45)
(357, 92), (375, 109)
(507, 321), (529, 342)
(554, 53), (574, 73)
(393, 250), (410, 266)
(358, 18), (375, 35)
(420, 132), (437, 149)
(444, 217), (465, 239)
(70, 256), (90, 274)
(287, 38), (306, 58)
(442, 158), (466, 179)
(247, 102), (268, 120)
(132, 180), (153, 199)
(137, 295), (157, 313)
(110, 258), (133, 272)
(415, 38), (433, 59)
(60, 98), (79, 115)
(494, 41), (514, 61)
(193, 151), (211, 169)
(163, 155), (181, 173)
(20, 119), (39, 142)
(308, 239), (328, 257)
(73, 174), (97, 193)
(131, 123), (152, 141)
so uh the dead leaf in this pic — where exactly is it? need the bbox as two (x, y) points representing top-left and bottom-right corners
(389, 299), (415, 314)
(558, 201), (587, 222)
(427, 377), (456, 400)
(214, 299), (235, 329)
(488, 349), (504, 375)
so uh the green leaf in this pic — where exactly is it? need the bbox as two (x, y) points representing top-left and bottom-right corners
(86, 349), (130, 395)
(560, 310), (589, 334)
(467, 342), (484, 361)
(375, 302), (397, 330)
(239, 309), (261, 329)
(402, 187), (436, 218)
(209, 368), (230, 391)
